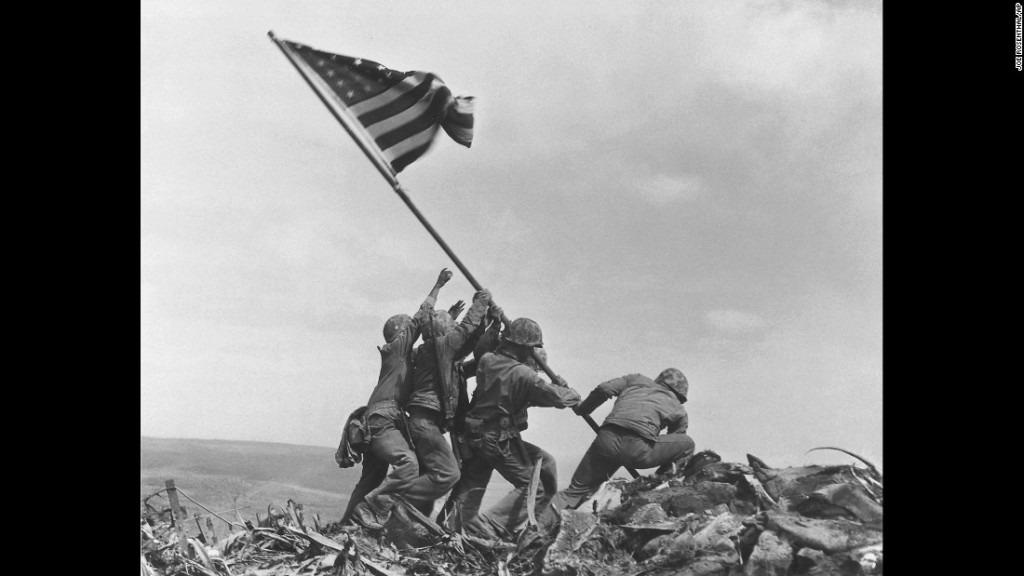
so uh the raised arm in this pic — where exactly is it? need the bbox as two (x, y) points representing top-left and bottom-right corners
(411, 268), (453, 329)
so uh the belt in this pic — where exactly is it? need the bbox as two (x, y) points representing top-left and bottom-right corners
(408, 406), (447, 431)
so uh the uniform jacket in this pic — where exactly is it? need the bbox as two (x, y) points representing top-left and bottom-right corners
(406, 296), (489, 428)
(575, 373), (687, 442)
(365, 296), (437, 415)
(465, 351), (580, 433)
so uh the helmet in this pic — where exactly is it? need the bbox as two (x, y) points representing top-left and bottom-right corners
(655, 368), (688, 402)
(382, 314), (412, 342)
(423, 309), (457, 339)
(504, 318), (543, 347)
(524, 347), (547, 371)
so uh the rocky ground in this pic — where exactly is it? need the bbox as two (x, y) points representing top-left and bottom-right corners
(140, 448), (883, 576)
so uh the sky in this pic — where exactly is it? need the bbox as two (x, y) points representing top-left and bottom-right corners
(141, 0), (883, 477)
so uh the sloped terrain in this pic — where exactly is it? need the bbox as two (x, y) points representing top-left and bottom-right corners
(140, 448), (882, 576)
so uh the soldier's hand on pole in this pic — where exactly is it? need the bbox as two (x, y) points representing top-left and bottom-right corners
(473, 288), (491, 302)
(488, 303), (504, 323)
(552, 375), (569, 388)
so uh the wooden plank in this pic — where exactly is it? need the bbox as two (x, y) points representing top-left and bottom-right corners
(165, 480), (191, 557)
(526, 457), (543, 526)
(205, 517), (218, 545)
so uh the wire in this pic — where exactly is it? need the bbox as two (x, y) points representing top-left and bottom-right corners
(174, 488), (247, 529)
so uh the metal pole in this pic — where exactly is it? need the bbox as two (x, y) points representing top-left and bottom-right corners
(269, 32), (638, 479)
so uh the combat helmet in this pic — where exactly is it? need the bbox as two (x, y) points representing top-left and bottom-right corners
(503, 317), (544, 347)
(382, 314), (412, 343)
(656, 368), (689, 402)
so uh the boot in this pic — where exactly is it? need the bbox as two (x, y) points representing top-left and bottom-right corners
(351, 493), (397, 530)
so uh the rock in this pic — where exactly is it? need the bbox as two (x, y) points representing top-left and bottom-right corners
(692, 511), (743, 551)
(756, 465), (860, 503)
(626, 502), (670, 525)
(666, 530), (696, 562)
(542, 512), (637, 576)
(744, 530), (792, 576)
(765, 511), (882, 553)
(794, 483), (883, 530)
(792, 548), (824, 574)
(667, 482), (738, 517)
(637, 534), (675, 561)
(581, 482), (625, 514)
(690, 462), (754, 485)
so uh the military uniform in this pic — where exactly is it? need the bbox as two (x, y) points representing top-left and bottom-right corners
(340, 296), (436, 523)
(451, 349), (580, 538)
(384, 293), (491, 513)
(542, 371), (695, 526)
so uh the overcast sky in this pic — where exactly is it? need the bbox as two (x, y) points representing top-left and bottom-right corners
(141, 0), (883, 476)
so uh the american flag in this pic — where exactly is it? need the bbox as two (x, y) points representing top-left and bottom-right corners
(278, 39), (474, 174)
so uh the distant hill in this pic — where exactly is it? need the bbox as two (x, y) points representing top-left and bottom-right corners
(141, 436), (358, 526)
(140, 436), (517, 531)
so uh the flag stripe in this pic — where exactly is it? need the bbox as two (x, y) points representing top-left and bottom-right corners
(277, 36), (474, 173)
(279, 38), (399, 177)
(373, 87), (450, 151)
(383, 127), (440, 172)
(357, 74), (435, 128)
(365, 83), (440, 139)
(348, 74), (424, 117)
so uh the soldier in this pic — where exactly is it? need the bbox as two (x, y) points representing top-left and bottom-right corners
(450, 318), (581, 538)
(353, 286), (495, 525)
(539, 368), (695, 529)
(338, 268), (455, 524)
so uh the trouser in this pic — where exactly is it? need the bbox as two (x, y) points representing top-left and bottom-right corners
(342, 403), (418, 522)
(390, 407), (461, 514)
(451, 433), (556, 538)
(541, 425), (695, 527)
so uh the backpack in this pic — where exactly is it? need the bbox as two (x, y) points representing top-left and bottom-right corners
(335, 406), (369, 468)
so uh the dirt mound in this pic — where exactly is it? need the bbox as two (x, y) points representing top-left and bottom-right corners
(140, 449), (883, 576)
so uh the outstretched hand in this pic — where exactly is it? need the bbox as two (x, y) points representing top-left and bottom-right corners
(448, 300), (466, 320)
(436, 268), (454, 287)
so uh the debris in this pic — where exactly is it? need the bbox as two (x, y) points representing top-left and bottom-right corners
(581, 481), (625, 514)
(806, 447), (881, 478)
(142, 453), (883, 575)
(743, 530), (790, 576)
(793, 483), (883, 529)
(765, 510), (883, 553)
(527, 457), (544, 526)
(742, 474), (777, 510)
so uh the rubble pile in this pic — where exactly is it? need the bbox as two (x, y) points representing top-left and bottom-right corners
(140, 449), (882, 576)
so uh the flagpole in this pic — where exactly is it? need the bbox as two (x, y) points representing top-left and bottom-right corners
(268, 32), (636, 478)
(268, 31), (400, 188)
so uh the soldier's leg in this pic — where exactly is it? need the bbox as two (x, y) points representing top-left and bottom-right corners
(448, 454), (495, 533)
(341, 450), (388, 523)
(631, 433), (695, 471)
(404, 410), (461, 513)
(539, 428), (622, 529)
(350, 416), (421, 527)
(461, 439), (532, 538)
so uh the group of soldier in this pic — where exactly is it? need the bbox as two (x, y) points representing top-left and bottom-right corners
(334, 268), (696, 538)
